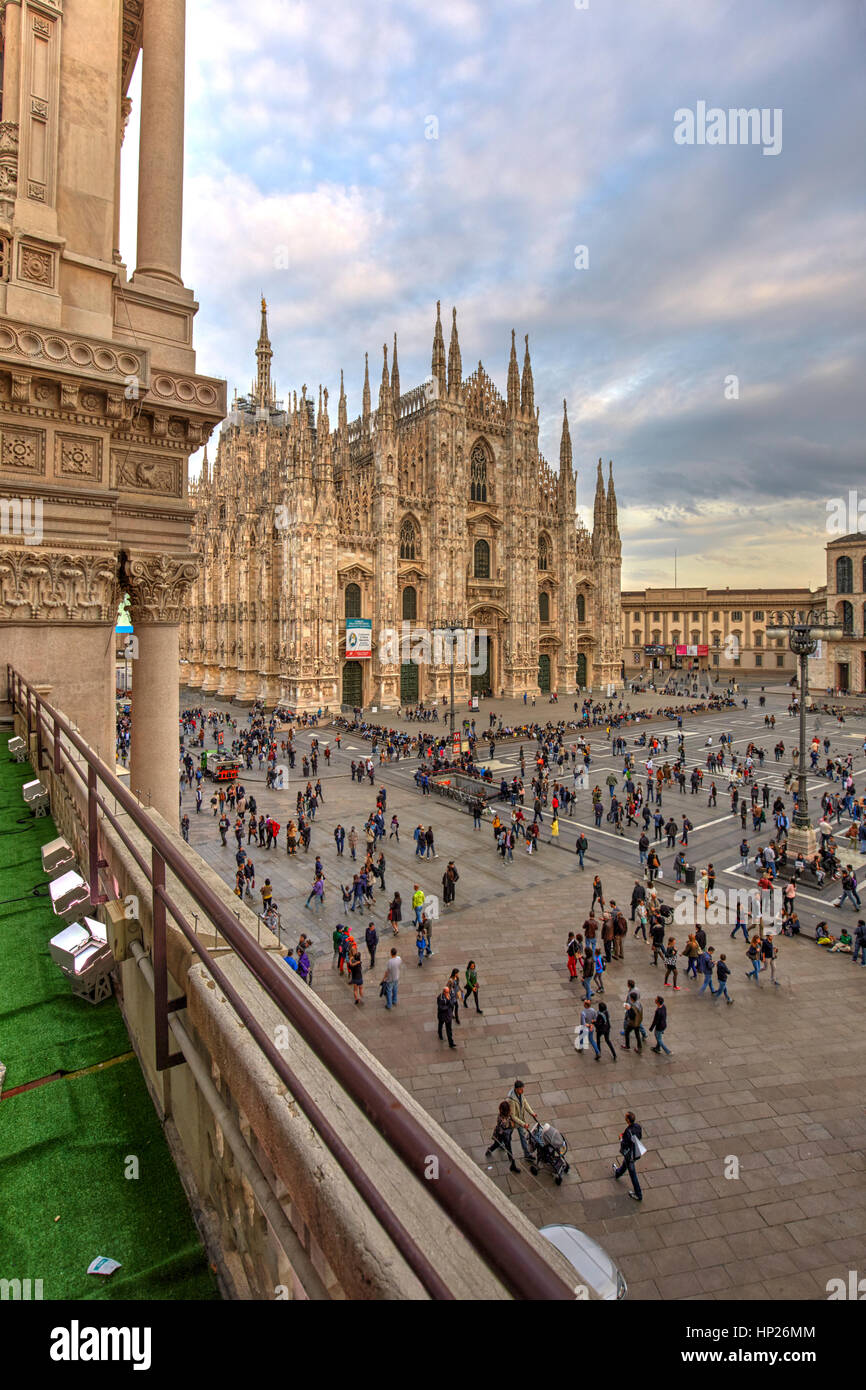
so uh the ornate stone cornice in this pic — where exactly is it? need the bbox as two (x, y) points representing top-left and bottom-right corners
(0, 548), (117, 622)
(127, 553), (199, 625)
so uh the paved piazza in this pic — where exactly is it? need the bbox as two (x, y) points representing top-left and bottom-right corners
(180, 682), (866, 1302)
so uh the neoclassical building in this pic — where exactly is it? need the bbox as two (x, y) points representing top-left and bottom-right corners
(181, 302), (622, 710)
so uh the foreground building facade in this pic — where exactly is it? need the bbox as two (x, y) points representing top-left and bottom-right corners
(0, 0), (224, 818)
(182, 303), (623, 710)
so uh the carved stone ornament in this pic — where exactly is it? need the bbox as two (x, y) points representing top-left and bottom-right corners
(0, 550), (118, 621)
(113, 449), (181, 496)
(127, 554), (199, 625)
(18, 244), (54, 287)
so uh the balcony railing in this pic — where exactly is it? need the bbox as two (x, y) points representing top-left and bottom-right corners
(6, 664), (572, 1302)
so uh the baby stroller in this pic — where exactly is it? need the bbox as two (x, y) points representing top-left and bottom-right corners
(526, 1120), (571, 1185)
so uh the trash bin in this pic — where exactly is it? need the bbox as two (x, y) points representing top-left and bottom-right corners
(684, 865), (696, 887)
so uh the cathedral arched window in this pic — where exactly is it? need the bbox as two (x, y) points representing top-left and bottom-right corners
(399, 517), (417, 561)
(473, 538), (490, 579)
(837, 555), (853, 593)
(538, 535), (550, 571)
(345, 583), (361, 619)
(539, 591), (550, 623)
(402, 586), (417, 621)
(839, 600), (854, 634)
(470, 444), (488, 503)
(577, 593), (586, 623)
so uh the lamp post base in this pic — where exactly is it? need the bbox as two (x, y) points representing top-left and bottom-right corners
(787, 823), (817, 860)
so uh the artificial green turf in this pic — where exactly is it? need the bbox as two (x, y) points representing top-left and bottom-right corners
(0, 737), (130, 1087)
(0, 1057), (219, 1300)
(0, 735), (219, 1300)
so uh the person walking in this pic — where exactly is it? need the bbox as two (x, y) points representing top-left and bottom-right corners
(412, 883), (425, 927)
(611, 1111), (644, 1202)
(746, 935), (762, 984)
(593, 1001), (617, 1061)
(698, 945), (716, 995)
(649, 997), (672, 1054)
(388, 890), (402, 937)
(852, 918), (866, 966)
(761, 931), (779, 987)
(442, 860), (459, 906)
(382, 946), (401, 1009)
(575, 832), (588, 869)
(621, 993), (643, 1053)
(663, 937), (681, 989)
(507, 1081), (539, 1171)
(349, 948), (364, 1006)
(566, 931), (580, 980)
(591, 875), (605, 911)
(711, 953), (734, 1004)
(485, 1101), (521, 1174)
(578, 999), (601, 1058)
(437, 982), (456, 1047)
(365, 920), (378, 971)
(463, 960), (483, 1013)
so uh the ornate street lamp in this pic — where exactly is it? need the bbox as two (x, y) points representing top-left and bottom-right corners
(430, 616), (467, 739)
(765, 608), (843, 858)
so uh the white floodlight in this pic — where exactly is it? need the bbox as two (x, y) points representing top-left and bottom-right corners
(49, 870), (90, 921)
(41, 837), (75, 875)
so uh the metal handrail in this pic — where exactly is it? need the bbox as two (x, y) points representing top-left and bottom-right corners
(7, 665), (573, 1302)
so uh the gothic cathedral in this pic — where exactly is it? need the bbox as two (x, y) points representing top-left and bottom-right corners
(180, 301), (623, 710)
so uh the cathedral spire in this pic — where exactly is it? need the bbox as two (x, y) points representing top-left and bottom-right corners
(559, 399), (572, 472)
(448, 306), (462, 394)
(201, 442), (209, 485)
(521, 333), (534, 415)
(255, 294), (273, 409)
(606, 460), (618, 532)
(362, 351), (371, 427)
(593, 458), (606, 531)
(391, 332), (400, 403)
(432, 300), (447, 398)
(338, 369), (348, 432)
(507, 329), (520, 413)
(378, 342), (393, 422)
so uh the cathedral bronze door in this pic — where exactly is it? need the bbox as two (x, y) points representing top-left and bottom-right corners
(538, 653), (551, 692)
(342, 660), (363, 707)
(577, 653), (587, 687)
(400, 661), (419, 704)
(470, 633), (489, 696)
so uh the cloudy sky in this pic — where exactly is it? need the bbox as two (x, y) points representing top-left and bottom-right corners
(121, 0), (865, 591)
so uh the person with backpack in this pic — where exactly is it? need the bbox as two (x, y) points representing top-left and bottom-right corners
(593, 1001), (617, 1061)
(566, 931), (580, 981)
(649, 915), (666, 965)
(697, 945), (716, 995)
(611, 1111), (644, 1201)
(593, 946), (606, 993)
(621, 992), (643, 1052)
(649, 997), (671, 1054)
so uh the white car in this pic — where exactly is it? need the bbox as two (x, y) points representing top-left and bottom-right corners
(539, 1224), (628, 1300)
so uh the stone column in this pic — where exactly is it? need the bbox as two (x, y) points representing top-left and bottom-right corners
(128, 556), (197, 824)
(135, 0), (186, 285)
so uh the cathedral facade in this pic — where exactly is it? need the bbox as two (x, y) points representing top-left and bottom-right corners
(180, 302), (622, 710)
